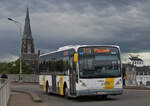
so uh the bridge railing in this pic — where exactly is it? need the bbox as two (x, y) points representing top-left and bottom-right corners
(0, 74), (39, 83)
(0, 79), (10, 106)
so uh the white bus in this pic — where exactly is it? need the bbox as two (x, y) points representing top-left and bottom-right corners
(39, 45), (123, 98)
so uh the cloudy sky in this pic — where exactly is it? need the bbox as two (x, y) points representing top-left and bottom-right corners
(0, 0), (150, 65)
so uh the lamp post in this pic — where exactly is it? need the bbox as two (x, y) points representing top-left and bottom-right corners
(8, 18), (22, 81)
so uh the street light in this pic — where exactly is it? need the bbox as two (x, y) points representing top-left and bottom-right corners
(8, 18), (22, 81)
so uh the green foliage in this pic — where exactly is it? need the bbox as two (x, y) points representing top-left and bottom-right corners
(0, 58), (31, 74)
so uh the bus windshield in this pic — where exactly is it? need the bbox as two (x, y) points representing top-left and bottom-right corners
(78, 46), (121, 78)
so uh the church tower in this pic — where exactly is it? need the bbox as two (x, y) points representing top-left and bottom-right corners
(21, 8), (39, 73)
(22, 8), (35, 54)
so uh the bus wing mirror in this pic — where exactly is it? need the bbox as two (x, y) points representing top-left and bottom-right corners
(74, 53), (78, 62)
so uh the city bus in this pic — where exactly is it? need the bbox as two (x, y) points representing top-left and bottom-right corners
(39, 45), (123, 98)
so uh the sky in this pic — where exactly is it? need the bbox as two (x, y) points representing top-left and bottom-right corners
(0, 0), (150, 65)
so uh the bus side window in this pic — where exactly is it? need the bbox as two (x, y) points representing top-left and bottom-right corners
(69, 57), (76, 70)
(62, 57), (70, 75)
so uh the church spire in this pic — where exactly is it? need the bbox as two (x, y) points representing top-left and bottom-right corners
(21, 7), (38, 74)
(23, 8), (32, 39)
(21, 8), (35, 54)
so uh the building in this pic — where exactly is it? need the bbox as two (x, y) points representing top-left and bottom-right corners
(123, 54), (150, 87)
(122, 64), (137, 86)
(123, 64), (150, 87)
(136, 66), (150, 86)
(21, 8), (39, 73)
(128, 55), (144, 67)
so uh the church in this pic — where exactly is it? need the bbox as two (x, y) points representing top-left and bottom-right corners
(21, 8), (39, 73)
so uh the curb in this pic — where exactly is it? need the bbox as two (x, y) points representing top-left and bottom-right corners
(29, 92), (42, 102)
(7, 93), (13, 106)
(11, 89), (42, 102)
(124, 87), (150, 90)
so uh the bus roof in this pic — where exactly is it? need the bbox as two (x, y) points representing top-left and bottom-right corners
(40, 45), (120, 57)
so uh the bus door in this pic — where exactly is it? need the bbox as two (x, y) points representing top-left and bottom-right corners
(69, 57), (76, 95)
(52, 72), (57, 93)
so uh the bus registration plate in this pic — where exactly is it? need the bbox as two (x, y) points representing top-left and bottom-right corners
(97, 92), (106, 94)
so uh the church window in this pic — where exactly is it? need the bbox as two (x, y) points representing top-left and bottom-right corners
(28, 43), (31, 54)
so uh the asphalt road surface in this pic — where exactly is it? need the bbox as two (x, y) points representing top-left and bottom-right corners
(11, 83), (150, 106)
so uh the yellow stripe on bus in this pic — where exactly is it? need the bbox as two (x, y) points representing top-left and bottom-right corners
(60, 76), (64, 95)
(43, 75), (46, 92)
(104, 78), (114, 89)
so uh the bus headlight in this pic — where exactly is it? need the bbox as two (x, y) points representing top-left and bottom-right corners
(115, 79), (122, 85)
(79, 80), (86, 87)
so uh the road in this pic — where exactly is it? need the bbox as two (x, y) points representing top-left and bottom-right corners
(11, 83), (150, 106)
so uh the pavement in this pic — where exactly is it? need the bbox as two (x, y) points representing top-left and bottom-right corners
(8, 82), (150, 106)
(9, 82), (42, 106)
(8, 92), (37, 106)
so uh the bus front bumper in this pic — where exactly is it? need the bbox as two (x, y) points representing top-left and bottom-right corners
(76, 88), (123, 97)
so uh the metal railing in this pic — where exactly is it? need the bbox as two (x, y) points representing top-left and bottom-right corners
(0, 74), (39, 83)
(0, 79), (10, 106)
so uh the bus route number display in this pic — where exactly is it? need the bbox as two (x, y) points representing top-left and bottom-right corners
(83, 48), (92, 54)
(94, 48), (110, 53)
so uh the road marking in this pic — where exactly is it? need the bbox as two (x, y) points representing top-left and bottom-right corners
(124, 89), (150, 92)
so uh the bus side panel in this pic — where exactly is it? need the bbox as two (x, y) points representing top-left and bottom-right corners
(39, 75), (52, 92)
(56, 75), (69, 95)
(55, 76), (62, 95)
(46, 75), (52, 89)
(63, 76), (70, 95)
(39, 75), (46, 92)
(39, 75), (43, 86)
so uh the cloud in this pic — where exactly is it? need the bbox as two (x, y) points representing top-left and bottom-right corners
(0, 53), (18, 62)
(121, 52), (150, 66)
(0, 0), (150, 63)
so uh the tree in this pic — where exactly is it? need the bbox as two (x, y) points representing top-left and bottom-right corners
(0, 58), (31, 74)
